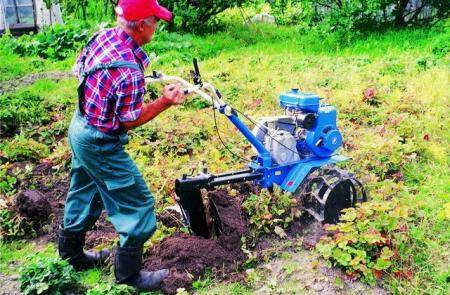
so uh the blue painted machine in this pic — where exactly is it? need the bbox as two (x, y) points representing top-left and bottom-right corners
(146, 59), (366, 238)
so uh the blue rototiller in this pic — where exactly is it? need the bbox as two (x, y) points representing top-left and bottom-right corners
(146, 59), (366, 238)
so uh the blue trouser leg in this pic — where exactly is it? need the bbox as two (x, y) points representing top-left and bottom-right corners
(64, 153), (103, 232)
(63, 112), (157, 247)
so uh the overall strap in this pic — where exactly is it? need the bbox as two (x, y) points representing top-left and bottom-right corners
(77, 47), (143, 114)
(77, 32), (101, 81)
(81, 61), (141, 79)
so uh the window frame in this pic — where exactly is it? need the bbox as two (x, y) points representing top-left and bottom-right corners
(3, 0), (36, 29)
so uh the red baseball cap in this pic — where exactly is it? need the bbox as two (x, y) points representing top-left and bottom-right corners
(116, 0), (173, 22)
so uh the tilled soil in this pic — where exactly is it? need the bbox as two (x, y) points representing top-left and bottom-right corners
(143, 189), (248, 294)
(6, 163), (341, 294)
(6, 161), (116, 247)
(12, 179), (253, 294)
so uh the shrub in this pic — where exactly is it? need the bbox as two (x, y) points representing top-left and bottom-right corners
(1, 22), (89, 60)
(268, 0), (312, 25)
(271, 1), (450, 44)
(19, 256), (81, 295)
(316, 199), (414, 285)
(163, 0), (249, 32)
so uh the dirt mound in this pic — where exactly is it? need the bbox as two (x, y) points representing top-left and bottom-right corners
(210, 189), (247, 250)
(143, 189), (248, 294)
(14, 190), (52, 228)
(7, 162), (118, 247)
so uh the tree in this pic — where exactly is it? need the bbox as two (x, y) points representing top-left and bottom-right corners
(307, 0), (449, 28)
(161, 0), (252, 31)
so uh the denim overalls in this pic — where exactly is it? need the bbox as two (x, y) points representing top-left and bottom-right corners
(63, 36), (157, 247)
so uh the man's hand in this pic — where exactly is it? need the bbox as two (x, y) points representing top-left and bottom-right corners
(121, 84), (188, 130)
(161, 84), (187, 105)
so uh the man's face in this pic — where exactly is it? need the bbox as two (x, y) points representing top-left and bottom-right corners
(137, 17), (158, 45)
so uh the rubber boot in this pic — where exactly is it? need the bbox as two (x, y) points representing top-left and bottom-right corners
(115, 246), (169, 291)
(58, 228), (110, 271)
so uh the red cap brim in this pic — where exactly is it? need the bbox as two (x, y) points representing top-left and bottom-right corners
(153, 4), (173, 22)
(117, 0), (173, 22)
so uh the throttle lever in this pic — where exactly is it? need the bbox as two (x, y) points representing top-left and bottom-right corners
(191, 58), (202, 86)
(193, 58), (200, 76)
(152, 70), (162, 79)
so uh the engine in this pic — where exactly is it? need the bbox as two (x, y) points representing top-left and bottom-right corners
(252, 89), (343, 165)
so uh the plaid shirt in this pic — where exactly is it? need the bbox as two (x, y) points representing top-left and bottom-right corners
(74, 27), (150, 133)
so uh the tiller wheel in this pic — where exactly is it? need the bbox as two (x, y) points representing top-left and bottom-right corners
(175, 168), (263, 238)
(295, 166), (367, 224)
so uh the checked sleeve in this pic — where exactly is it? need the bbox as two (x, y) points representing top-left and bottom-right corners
(115, 70), (145, 123)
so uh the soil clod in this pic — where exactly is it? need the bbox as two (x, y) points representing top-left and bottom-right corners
(14, 190), (52, 228)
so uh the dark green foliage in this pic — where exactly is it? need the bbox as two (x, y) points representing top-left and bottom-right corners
(161, 0), (251, 32)
(269, 0), (449, 43)
(0, 91), (52, 136)
(19, 256), (81, 295)
(1, 22), (89, 60)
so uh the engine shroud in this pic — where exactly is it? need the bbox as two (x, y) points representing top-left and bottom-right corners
(252, 89), (343, 164)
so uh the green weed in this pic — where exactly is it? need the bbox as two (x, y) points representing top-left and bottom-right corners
(19, 256), (80, 295)
(0, 134), (50, 162)
(316, 200), (413, 285)
(0, 91), (52, 136)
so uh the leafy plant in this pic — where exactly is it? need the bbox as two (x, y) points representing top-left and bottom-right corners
(316, 199), (414, 285)
(19, 256), (81, 295)
(0, 165), (18, 195)
(158, 127), (209, 156)
(2, 22), (89, 60)
(0, 209), (34, 241)
(242, 186), (301, 243)
(86, 282), (135, 295)
(191, 270), (213, 290)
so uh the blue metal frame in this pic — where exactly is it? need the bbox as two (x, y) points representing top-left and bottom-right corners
(219, 106), (272, 167)
(219, 104), (348, 193)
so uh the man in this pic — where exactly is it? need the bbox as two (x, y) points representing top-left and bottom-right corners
(58, 0), (185, 291)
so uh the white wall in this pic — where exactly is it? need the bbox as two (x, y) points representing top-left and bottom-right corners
(0, 0), (6, 31)
(35, 1), (63, 28)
